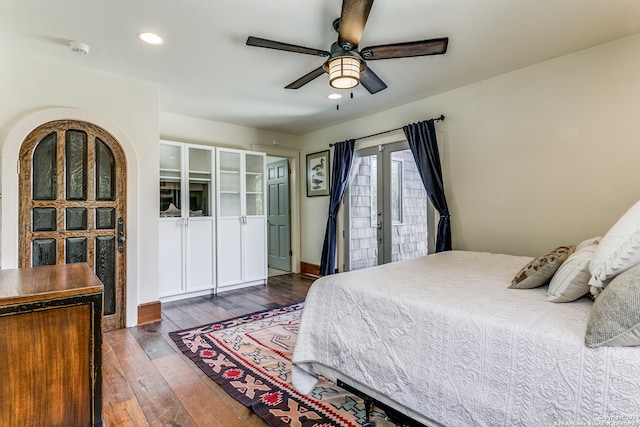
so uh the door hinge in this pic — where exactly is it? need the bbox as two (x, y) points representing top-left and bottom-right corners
(289, 250), (293, 256)
(288, 168), (292, 175)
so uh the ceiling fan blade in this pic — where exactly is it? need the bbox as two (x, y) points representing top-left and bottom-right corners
(246, 36), (330, 57)
(338, 0), (374, 50)
(361, 37), (448, 60)
(285, 66), (326, 89)
(359, 66), (387, 94)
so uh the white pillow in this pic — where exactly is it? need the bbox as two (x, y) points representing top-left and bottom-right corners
(589, 200), (640, 296)
(547, 238), (601, 303)
(576, 236), (601, 251)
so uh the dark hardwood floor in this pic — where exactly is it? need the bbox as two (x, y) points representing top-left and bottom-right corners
(102, 273), (316, 427)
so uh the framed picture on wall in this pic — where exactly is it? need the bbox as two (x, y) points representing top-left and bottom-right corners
(306, 150), (330, 197)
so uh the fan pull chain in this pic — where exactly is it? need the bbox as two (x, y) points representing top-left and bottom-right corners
(334, 92), (354, 110)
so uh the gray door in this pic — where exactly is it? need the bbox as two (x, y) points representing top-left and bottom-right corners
(267, 159), (291, 271)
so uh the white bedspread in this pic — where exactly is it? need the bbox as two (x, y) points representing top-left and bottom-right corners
(292, 251), (640, 427)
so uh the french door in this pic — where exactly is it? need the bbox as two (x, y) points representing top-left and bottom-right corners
(18, 120), (127, 331)
(345, 141), (434, 271)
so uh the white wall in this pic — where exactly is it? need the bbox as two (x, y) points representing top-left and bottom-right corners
(300, 33), (640, 262)
(0, 49), (159, 327)
(160, 112), (300, 150)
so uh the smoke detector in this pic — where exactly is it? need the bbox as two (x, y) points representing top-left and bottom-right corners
(69, 41), (90, 55)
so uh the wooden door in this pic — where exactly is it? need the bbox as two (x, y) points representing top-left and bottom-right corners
(18, 120), (127, 331)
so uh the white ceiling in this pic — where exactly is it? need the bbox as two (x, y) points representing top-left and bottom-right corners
(2, 0), (639, 135)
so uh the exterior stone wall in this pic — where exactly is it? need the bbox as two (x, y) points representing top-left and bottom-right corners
(348, 156), (378, 270)
(390, 150), (429, 262)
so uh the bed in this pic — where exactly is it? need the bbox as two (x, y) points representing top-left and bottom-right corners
(291, 250), (640, 427)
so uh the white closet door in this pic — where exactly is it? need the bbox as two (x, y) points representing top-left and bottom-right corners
(160, 140), (216, 301)
(186, 218), (215, 292)
(158, 219), (184, 297)
(217, 217), (243, 286)
(244, 217), (267, 281)
(216, 148), (266, 290)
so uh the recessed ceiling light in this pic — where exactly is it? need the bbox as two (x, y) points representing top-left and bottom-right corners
(328, 93), (342, 100)
(138, 32), (164, 45)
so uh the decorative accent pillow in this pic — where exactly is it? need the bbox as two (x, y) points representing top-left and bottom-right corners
(585, 264), (640, 347)
(510, 245), (575, 289)
(547, 238), (601, 303)
(589, 200), (640, 296)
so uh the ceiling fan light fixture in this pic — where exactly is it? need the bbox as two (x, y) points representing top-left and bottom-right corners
(328, 56), (361, 89)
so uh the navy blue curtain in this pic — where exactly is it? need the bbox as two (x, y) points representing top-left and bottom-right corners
(403, 120), (452, 252)
(319, 139), (356, 275)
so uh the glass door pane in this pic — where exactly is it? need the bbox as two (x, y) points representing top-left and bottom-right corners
(65, 130), (88, 201)
(390, 149), (429, 262)
(245, 154), (264, 216)
(218, 150), (241, 217)
(348, 151), (380, 270)
(95, 138), (116, 201)
(188, 147), (212, 217)
(32, 133), (57, 201)
(160, 143), (182, 217)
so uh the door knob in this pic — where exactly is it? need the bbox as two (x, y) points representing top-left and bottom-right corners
(117, 217), (126, 253)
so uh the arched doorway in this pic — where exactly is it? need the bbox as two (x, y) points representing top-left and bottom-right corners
(18, 120), (127, 331)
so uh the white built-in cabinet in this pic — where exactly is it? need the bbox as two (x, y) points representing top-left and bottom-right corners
(158, 141), (216, 299)
(216, 148), (267, 289)
(158, 142), (267, 301)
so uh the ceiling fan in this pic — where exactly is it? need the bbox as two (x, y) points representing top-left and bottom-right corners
(246, 0), (448, 94)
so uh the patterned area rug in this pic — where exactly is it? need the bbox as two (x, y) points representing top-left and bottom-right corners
(169, 302), (394, 427)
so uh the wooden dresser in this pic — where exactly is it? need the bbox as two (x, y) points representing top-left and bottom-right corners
(0, 263), (103, 427)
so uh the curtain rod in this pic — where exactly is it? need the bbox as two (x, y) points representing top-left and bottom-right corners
(330, 114), (445, 147)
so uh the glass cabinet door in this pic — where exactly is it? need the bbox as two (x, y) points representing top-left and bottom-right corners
(218, 150), (241, 217)
(159, 143), (182, 217)
(245, 153), (264, 216)
(188, 146), (212, 217)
